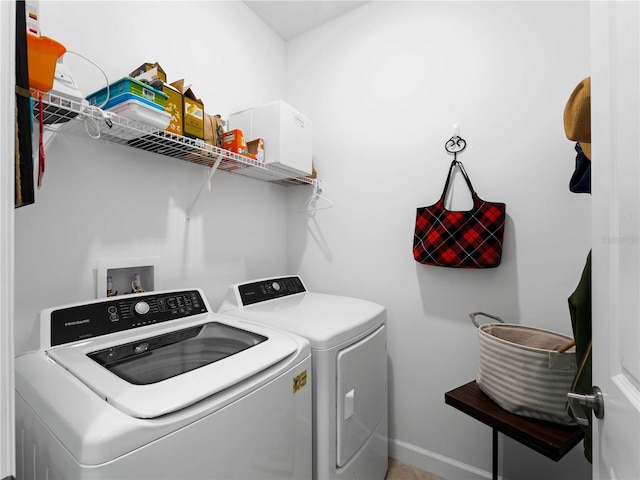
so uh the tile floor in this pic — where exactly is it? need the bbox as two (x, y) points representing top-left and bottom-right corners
(385, 458), (444, 480)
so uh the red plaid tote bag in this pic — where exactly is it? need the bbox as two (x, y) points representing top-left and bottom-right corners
(413, 160), (506, 268)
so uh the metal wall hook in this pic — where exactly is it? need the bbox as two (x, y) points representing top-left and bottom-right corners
(445, 124), (467, 161)
(445, 135), (467, 161)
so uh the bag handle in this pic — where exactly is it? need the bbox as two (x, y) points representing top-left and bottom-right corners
(441, 160), (477, 200)
(469, 311), (504, 328)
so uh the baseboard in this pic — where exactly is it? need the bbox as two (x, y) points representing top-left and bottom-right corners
(389, 438), (493, 480)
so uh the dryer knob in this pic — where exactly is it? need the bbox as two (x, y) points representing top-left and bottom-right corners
(271, 282), (281, 291)
(134, 301), (150, 315)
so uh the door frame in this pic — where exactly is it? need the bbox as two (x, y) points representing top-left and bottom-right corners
(0, 1), (16, 479)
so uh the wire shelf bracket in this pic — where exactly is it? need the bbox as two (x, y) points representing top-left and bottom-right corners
(186, 154), (224, 221)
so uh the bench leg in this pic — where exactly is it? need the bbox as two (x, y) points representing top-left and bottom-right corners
(492, 428), (498, 480)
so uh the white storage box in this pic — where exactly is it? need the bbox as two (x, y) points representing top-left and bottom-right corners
(107, 99), (171, 131)
(228, 100), (312, 177)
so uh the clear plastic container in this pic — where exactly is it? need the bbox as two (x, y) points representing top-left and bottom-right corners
(107, 99), (171, 130)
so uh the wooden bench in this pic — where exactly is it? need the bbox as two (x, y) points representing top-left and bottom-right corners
(445, 381), (584, 480)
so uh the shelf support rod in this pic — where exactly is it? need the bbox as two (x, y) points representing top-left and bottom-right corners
(186, 154), (224, 221)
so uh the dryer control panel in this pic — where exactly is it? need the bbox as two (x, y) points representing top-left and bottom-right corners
(238, 276), (306, 306)
(49, 290), (208, 346)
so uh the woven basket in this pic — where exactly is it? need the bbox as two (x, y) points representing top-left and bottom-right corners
(471, 312), (577, 425)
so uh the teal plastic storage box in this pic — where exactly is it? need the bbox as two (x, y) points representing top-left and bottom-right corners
(86, 77), (168, 111)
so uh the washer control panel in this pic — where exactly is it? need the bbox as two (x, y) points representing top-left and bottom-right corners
(50, 290), (208, 346)
(238, 276), (306, 306)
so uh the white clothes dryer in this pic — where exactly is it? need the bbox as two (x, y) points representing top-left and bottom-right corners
(15, 289), (312, 480)
(219, 276), (388, 480)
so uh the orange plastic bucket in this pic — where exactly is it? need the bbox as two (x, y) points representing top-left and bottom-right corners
(26, 34), (66, 93)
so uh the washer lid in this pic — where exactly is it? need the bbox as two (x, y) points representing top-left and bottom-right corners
(220, 292), (386, 350)
(47, 314), (299, 418)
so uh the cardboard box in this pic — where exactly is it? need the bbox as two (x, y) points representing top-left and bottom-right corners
(171, 79), (204, 140)
(162, 83), (183, 136)
(247, 138), (264, 163)
(218, 129), (248, 172)
(222, 129), (248, 155)
(219, 130), (265, 171)
(129, 62), (167, 83)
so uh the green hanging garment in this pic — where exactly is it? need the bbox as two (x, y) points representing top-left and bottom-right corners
(568, 250), (592, 463)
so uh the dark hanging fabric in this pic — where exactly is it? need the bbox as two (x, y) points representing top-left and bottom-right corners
(569, 142), (591, 194)
(15, 0), (35, 207)
(568, 251), (592, 463)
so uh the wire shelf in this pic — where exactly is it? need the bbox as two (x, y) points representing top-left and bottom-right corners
(33, 91), (314, 185)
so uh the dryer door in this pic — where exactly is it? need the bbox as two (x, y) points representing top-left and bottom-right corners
(336, 325), (387, 467)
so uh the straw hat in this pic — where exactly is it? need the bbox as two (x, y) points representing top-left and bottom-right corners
(564, 77), (591, 160)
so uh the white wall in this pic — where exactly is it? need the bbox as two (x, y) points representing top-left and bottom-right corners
(285, 2), (592, 479)
(13, 1), (290, 354)
(14, 1), (593, 479)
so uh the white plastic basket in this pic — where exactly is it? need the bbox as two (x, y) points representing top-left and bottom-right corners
(471, 312), (577, 425)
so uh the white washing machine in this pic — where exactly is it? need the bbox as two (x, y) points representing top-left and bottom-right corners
(219, 276), (388, 480)
(15, 288), (312, 480)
